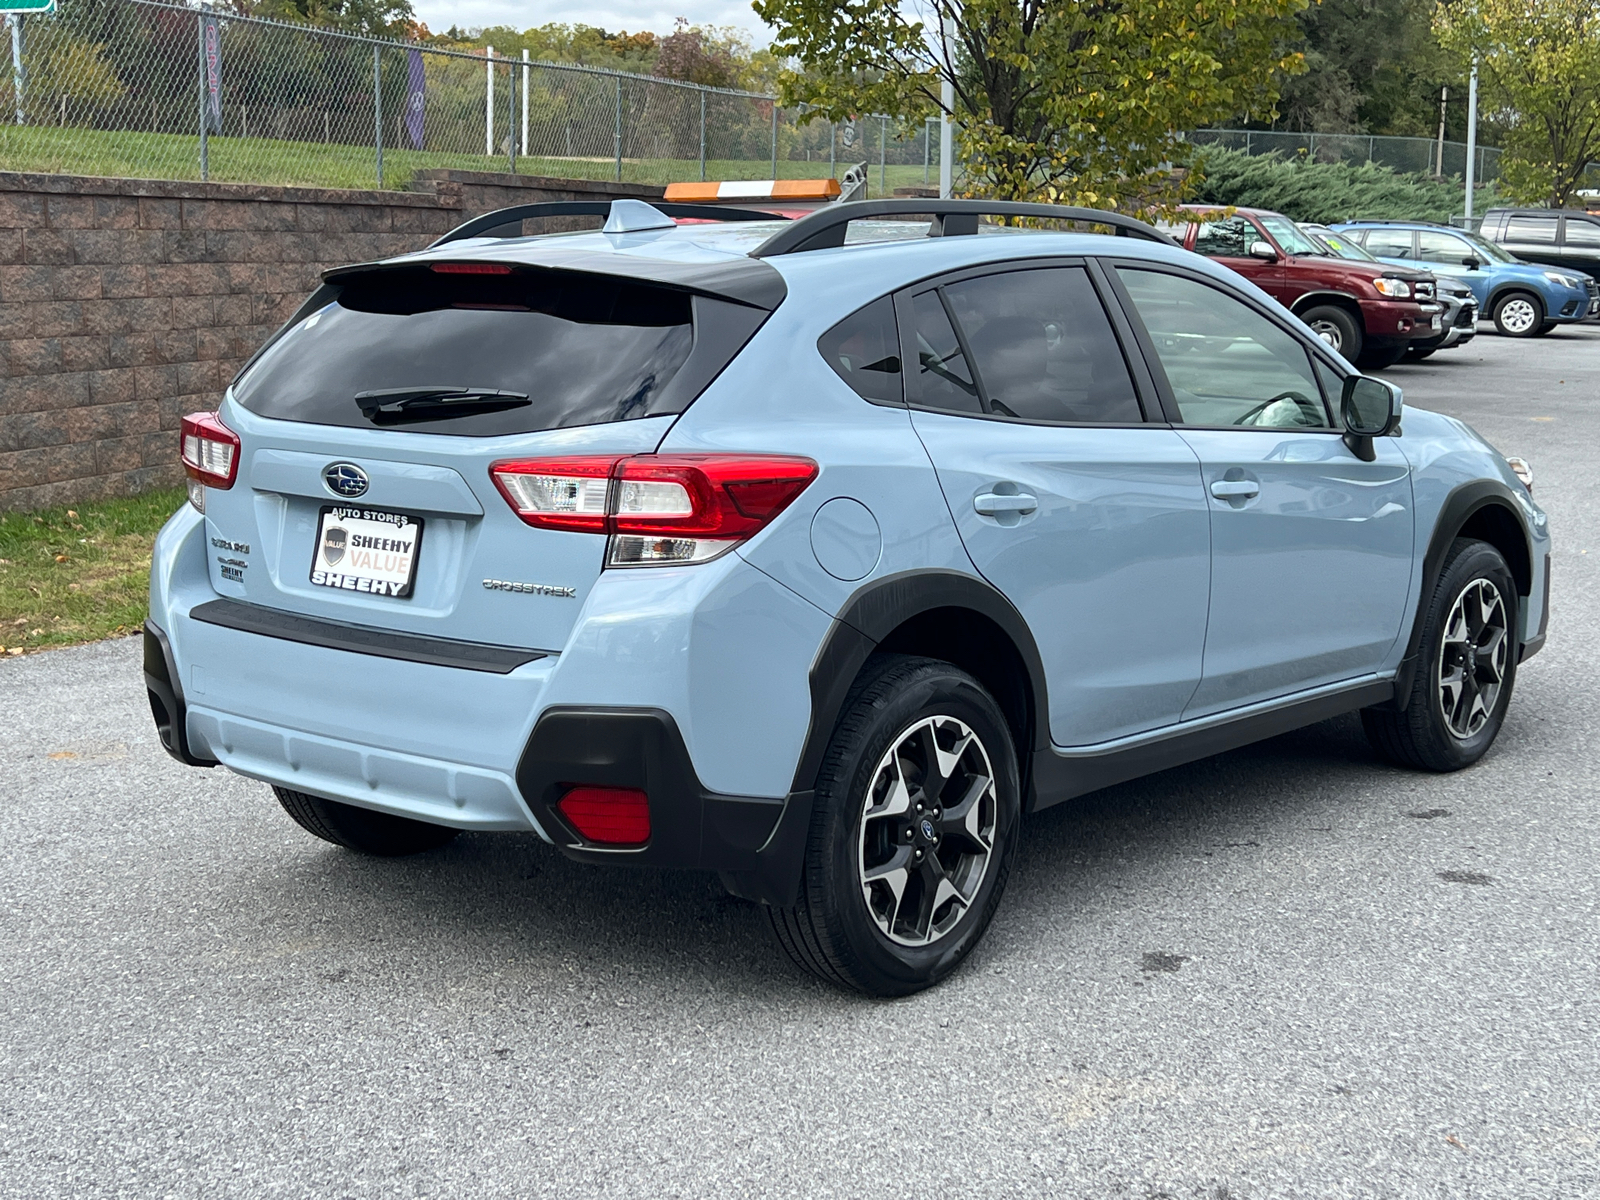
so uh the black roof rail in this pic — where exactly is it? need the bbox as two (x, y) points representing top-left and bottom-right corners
(431, 201), (788, 247)
(747, 199), (1178, 258)
(1339, 218), (1455, 228)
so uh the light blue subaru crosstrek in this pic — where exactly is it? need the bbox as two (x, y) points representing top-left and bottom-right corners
(145, 197), (1551, 995)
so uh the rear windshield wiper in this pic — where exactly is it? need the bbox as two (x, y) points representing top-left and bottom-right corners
(355, 386), (532, 425)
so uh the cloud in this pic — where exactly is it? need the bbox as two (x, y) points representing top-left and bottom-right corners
(412, 0), (774, 41)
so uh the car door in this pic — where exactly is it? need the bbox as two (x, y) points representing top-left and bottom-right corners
(1192, 214), (1288, 301)
(1108, 263), (1414, 718)
(1405, 228), (1492, 310)
(1559, 215), (1600, 283)
(901, 261), (1212, 747)
(1500, 212), (1562, 269)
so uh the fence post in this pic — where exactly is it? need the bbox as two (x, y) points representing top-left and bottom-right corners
(521, 49), (529, 158)
(8, 15), (23, 126)
(614, 76), (622, 182)
(196, 12), (208, 181)
(829, 122), (835, 177)
(699, 90), (706, 181)
(506, 58), (516, 174)
(879, 116), (886, 196)
(373, 46), (384, 188)
(771, 104), (778, 178)
(924, 117), (930, 183)
(485, 46), (494, 156)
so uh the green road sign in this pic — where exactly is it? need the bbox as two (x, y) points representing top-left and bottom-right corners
(0, 1), (56, 12)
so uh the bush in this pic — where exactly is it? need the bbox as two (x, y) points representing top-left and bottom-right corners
(1187, 147), (1501, 223)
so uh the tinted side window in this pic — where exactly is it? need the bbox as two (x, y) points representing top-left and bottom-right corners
(1116, 268), (1330, 429)
(1418, 230), (1470, 264)
(1192, 216), (1257, 258)
(910, 291), (981, 414)
(1363, 229), (1415, 259)
(818, 296), (903, 404)
(1505, 214), (1559, 244)
(941, 267), (1141, 424)
(1564, 219), (1600, 247)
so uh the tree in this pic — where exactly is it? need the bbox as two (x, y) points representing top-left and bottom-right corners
(751, 0), (1307, 208)
(1436, 0), (1600, 207)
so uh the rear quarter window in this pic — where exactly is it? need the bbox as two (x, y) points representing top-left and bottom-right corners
(233, 265), (755, 437)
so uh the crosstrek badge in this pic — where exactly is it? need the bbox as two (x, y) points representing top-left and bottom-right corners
(309, 506), (423, 599)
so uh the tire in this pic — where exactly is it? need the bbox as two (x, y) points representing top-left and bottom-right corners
(273, 786), (461, 856)
(1491, 290), (1544, 337)
(1362, 539), (1518, 772)
(1357, 344), (1408, 371)
(1299, 304), (1362, 361)
(767, 654), (1021, 996)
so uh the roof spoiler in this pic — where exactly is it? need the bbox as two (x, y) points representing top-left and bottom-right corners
(430, 200), (788, 247)
(746, 199), (1178, 258)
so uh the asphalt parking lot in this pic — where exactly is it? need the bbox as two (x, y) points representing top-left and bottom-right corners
(3, 326), (1598, 1199)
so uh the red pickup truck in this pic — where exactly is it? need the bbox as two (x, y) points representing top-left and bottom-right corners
(1170, 205), (1441, 369)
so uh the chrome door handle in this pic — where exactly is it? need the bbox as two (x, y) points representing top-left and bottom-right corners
(1210, 480), (1260, 500)
(974, 492), (1038, 516)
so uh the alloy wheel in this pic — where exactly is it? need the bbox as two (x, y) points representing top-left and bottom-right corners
(1308, 319), (1343, 351)
(1438, 578), (1509, 740)
(1498, 297), (1538, 334)
(857, 715), (997, 947)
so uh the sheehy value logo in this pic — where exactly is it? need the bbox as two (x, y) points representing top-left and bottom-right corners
(322, 523), (348, 566)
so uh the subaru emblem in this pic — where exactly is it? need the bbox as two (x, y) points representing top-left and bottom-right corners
(323, 462), (368, 498)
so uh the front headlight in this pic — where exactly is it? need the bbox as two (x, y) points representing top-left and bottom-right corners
(1373, 277), (1412, 298)
(1543, 271), (1582, 288)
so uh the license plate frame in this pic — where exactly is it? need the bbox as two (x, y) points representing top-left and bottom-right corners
(309, 504), (424, 600)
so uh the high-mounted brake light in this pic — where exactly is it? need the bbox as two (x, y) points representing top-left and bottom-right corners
(430, 262), (514, 275)
(180, 411), (240, 512)
(488, 453), (818, 567)
(558, 786), (651, 845)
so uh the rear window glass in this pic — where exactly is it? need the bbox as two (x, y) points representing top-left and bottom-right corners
(817, 297), (902, 404)
(233, 265), (697, 436)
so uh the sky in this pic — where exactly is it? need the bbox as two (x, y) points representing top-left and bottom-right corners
(411, 0), (773, 41)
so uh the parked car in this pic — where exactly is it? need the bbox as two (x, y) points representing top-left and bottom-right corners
(1333, 219), (1597, 337)
(1301, 223), (1477, 359)
(146, 197), (1550, 996)
(1169, 205), (1441, 368)
(1479, 207), (1600, 289)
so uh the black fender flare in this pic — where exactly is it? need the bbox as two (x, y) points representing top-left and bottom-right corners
(1391, 479), (1533, 708)
(787, 568), (1050, 797)
(1484, 282), (1545, 316)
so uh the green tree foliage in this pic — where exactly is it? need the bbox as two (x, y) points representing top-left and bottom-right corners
(1189, 146), (1500, 219)
(751, 0), (1307, 207)
(1436, 0), (1600, 207)
(1275, 0), (1460, 137)
(245, 0), (419, 39)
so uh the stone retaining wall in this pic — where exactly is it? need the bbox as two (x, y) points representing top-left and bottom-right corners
(0, 170), (663, 511)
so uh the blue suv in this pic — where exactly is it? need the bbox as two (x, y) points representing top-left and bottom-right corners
(145, 198), (1551, 995)
(1333, 219), (1597, 337)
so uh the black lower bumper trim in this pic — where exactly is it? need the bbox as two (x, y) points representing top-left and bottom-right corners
(189, 598), (548, 674)
(143, 622), (217, 768)
(515, 706), (807, 906)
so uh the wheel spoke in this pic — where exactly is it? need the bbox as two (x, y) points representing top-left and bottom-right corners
(940, 773), (993, 849)
(862, 844), (913, 935)
(870, 758), (912, 819)
(1478, 625), (1507, 683)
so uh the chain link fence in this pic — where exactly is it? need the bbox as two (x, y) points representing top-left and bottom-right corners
(1183, 128), (1504, 183)
(0, 0), (943, 195)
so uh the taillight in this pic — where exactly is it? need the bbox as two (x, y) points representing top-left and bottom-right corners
(557, 786), (651, 845)
(489, 454), (818, 567)
(180, 411), (240, 512)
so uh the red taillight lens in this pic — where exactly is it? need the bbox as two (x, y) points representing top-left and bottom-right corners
(489, 456), (620, 532)
(180, 411), (240, 489)
(430, 262), (514, 275)
(489, 454), (818, 566)
(557, 786), (651, 845)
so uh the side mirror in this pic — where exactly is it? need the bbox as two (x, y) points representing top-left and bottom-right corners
(1249, 241), (1278, 260)
(1461, 255), (1480, 269)
(1341, 375), (1403, 460)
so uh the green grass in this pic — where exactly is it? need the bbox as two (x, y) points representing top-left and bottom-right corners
(0, 487), (184, 655)
(0, 123), (937, 194)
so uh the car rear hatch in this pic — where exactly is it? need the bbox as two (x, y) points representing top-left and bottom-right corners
(190, 253), (775, 655)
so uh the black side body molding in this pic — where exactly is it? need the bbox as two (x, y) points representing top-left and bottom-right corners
(189, 599), (549, 674)
(1029, 679), (1394, 809)
(1389, 479), (1534, 709)
(515, 707), (806, 907)
(143, 621), (217, 768)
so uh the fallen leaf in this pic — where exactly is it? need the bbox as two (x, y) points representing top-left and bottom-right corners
(1446, 1135), (1468, 1151)
(47, 751), (77, 760)
(66, 510), (77, 519)
(54, 554), (68, 563)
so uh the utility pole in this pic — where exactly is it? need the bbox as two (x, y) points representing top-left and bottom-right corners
(485, 46), (494, 157)
(9, 15), (23, 126)
(1436, 84), (1448, 176)
(939, 11), (954, 198)
(1464, 62), (1479, 222)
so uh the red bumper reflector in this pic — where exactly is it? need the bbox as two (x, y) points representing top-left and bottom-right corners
(557, 786), (651, 845)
